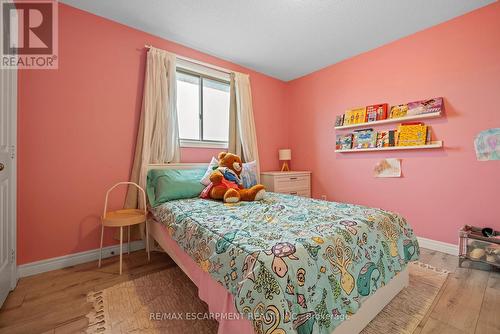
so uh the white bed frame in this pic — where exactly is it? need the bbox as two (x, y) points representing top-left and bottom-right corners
(146, 163), (409, 334)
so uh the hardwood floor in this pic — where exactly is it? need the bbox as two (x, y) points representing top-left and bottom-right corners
(416, 249), (500, 334)
(0, 248), (498, 334)
(0, 251), (174, 334)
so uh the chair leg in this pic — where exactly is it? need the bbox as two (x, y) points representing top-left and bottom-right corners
(128, 225), (131, 254)
(119, 226), (123, 275)
(98, 224), (104, 268)
(145, 221), (150, 262)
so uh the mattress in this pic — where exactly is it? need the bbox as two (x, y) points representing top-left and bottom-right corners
(150, 192), (419, 334)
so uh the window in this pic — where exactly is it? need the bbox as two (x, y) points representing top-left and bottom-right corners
(176, 67), (230, 148)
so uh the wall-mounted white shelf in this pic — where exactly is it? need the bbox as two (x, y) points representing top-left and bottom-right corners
(335, 111), (442, 130)
(335, 141), (443, 153)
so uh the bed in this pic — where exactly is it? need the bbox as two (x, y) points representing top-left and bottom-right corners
(146, 163), (420, 334)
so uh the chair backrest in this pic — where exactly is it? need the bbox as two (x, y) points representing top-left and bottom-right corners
(103, 182), (147, 218)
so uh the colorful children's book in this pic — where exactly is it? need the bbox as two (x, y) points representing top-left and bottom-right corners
(353, 129), (377, 149)
(367, 104), (388, 121)
(345, 107), (366, 124)
(343, 110), (353, 125)
(388, 130), (398, 146)
(397, 122), (428, 146)
(390, 104), (408, 118)
(335, 115), (344, 127)
(336, 135), (342, 150)
(376, 131), (390, 147)
(367, 111), (377, 123)
(366, 108), (377, 122)
(338, 134), (353, 150)
(407, 97), (443, 116)
(353, 107), (367, 124)
(426, 127), (432, 144)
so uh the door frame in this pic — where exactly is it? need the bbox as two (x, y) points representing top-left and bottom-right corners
(0, 4), (18, 307)
(0, 65), (18, 306)
(9, 67), (18, 290)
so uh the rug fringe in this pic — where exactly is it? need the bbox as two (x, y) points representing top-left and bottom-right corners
(411, 261), (450, 274)
(86, 290), (108, 333)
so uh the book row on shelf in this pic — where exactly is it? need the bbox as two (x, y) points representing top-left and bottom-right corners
(336, 122), (433, 151)
(335, 97), (443, 127)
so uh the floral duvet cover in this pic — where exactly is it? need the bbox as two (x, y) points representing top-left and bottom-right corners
(150, 192), (419, 334)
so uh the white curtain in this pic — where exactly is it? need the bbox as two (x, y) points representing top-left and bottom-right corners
(229, 72), (261, 180)
(227, 73), (241, 157)
(125, 47), (180, 210)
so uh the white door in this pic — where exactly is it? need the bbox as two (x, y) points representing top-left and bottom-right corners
(0, 65), (17, 306)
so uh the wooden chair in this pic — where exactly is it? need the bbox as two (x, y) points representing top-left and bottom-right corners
(98, 182), (150, 274)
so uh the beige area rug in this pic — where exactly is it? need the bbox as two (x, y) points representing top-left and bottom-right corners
(362, 262), (448, 334)
(86, 262), (448, 334)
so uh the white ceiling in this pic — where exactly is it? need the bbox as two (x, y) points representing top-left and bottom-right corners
(61, 0), (495, 81)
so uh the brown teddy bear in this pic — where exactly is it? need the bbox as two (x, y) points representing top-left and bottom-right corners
(200, 152), (265, 203)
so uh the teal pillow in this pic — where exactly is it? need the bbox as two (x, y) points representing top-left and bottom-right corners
(147, 168), (206, 207)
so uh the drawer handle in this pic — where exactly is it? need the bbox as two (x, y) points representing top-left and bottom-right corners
(289, 177), (298, 180)
(290, 191), (298, 195)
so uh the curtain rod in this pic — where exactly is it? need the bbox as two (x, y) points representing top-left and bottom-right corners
(145, 44), (232, 75)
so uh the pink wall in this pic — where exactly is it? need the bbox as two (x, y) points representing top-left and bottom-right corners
(18, 2), (500, 264)
(17, 4), (288, 264)
(287, 2), (500, 245)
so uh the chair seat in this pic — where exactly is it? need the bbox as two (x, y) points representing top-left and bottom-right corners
(102, 209), (146, 227)
(99, 182), (149, 275)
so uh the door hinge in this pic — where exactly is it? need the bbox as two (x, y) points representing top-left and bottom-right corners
(9, 145), (15, 159)
(10, 249), (15, 263)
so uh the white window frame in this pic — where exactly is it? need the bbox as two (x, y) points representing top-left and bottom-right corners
(176, 59), (231, 149)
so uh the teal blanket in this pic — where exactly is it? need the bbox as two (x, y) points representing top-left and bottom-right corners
(151, 193), (419, 334)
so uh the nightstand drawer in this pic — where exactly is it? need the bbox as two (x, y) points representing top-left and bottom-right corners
(285, 189), (311, 197)
(260, 171), (311, 198)
(274, 175), (310, 192)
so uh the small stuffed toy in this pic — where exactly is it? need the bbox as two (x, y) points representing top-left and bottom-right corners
(201, 152), (265, 203)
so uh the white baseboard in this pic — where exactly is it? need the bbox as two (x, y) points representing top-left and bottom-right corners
(417, 236), (458, 256)
(17, 240), (146, 278)
(16, 236), (456, 278)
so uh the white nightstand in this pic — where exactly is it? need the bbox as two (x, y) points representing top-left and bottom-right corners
(260, 171), (311, 198)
